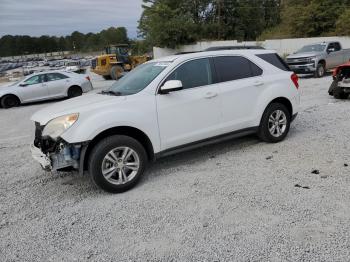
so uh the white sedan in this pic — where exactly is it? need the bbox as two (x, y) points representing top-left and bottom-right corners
(0, 71), (93, 108)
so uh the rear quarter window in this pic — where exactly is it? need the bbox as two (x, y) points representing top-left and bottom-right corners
(256, 53), (290, 71)
(213, 56), (262, 83)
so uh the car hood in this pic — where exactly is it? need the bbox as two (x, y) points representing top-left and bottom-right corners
(31, 93), (126, 125)
(287, 52), (323, 59)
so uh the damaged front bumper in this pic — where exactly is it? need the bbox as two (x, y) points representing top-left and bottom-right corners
(31, 141), (84, 172)
(30, 144), (52, 170)
(31, 122), (87, 173)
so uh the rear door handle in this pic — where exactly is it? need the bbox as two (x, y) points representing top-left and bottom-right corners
(253, 81), (264, 86)
(204, 92), (218, 99)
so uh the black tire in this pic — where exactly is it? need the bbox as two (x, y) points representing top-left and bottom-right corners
(1, 95), (20, 108)
(110, 65), (124, 80)
(67, 86), (82, 98)
(258, 103), (291, 143)
(334, 86), (349, 99)
(328, 80), (338, 96)
(88, 135), (148, 193)
(314, 63), (326, 78)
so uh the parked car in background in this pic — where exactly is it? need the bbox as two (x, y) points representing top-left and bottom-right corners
(0, 71), (93, 108)
(328, 62), (350, 99)
(31, 49), (300, 193)
(286, 42), (350, 77)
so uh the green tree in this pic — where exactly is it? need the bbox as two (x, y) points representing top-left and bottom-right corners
(335, 8), (350, 36)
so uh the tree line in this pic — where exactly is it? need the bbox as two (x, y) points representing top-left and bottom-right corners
(139, 0), (350, 48)
(0, 27), (128, 57)
(2, 0), (350, 57)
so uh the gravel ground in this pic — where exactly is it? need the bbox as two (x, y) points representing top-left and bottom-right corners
(1, 74), (350, 261)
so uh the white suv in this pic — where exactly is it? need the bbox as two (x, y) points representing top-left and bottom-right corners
(31, 50), (300, 193)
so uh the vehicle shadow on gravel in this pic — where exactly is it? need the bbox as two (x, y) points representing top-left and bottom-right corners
(145, 135), (261, 178)
(143, 127), (301, 185)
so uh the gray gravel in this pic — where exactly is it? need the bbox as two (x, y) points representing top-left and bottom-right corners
(1, 74), (350, 261)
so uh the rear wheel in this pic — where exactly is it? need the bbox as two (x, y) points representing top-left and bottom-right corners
(67, 86), (82, 98)
(1, 95), (20, 108)
(110, 65), (124, 80)
(258, 103), (291, 143)
(88, 135), (147, 193)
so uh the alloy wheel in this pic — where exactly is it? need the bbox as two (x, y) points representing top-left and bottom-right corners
(101, 147), (140, 185)
(268, 110), (287, 138)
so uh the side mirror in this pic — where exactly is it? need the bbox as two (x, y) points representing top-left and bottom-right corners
(19, 83), (29, 87)
(327, 48), (335, 53)
(160, 80), (183, 94)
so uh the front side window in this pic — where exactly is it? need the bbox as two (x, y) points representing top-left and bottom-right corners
(334, 43), (341, 51)
(328, 43), (335, 51)
(24, 75), (44, 85)
(213, 56), (262, 82)
(46, 73), (68, 82)
(166, 58), (213, 89)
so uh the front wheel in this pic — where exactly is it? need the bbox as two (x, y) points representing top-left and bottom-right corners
(258, 103), (291, 143)
(1, 95), (20, 108)
(315, 63), (325, 78)
(88, 135), (148, 193)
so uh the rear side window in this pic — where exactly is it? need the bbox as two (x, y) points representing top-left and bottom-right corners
(213, 56), (262, 83)
(257, 53), (290, 71)
(46, 73), (68, 82)
(166, 58), (213, 89)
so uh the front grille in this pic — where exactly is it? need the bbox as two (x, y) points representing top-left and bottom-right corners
(286, 58), (314, 66)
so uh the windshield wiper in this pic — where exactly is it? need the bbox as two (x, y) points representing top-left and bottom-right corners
(100, 90), (123, 96)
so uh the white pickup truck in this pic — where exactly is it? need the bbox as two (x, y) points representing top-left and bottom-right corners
(286, 41), (350, 77)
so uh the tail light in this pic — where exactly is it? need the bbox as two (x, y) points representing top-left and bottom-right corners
(86, 76), (91, 81)
(332, 67), (339, 77)
(291, 73), (299, 89)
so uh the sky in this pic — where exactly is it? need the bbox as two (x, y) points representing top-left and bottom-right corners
(0, 0), (144, 38)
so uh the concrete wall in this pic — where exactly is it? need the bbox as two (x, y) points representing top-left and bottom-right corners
(153, 36), (350, 58)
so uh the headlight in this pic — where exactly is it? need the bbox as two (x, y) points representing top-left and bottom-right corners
(42, 113), (79, 139)
(306, 57), (316, 63)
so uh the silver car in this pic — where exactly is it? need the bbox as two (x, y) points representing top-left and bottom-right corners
(0, 71), (93, 108)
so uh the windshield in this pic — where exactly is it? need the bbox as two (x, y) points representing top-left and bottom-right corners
(107, 62), (170, 95)
(296, 44), (326, 53)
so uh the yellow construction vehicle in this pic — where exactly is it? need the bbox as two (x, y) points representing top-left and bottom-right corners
(91, 44), (149, 80)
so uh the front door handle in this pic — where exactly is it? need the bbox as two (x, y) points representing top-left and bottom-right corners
(253, 81), (264, 86)
(204, 92), (218, 99)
